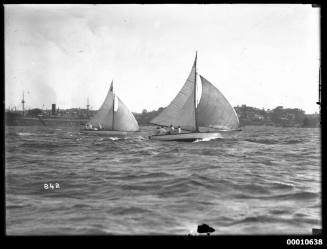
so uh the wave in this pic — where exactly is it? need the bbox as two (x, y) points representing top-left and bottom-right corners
(5, 125), (320, 235)
(71, 203), (91, 209)
(17, 132), (34, 136)
(283, 139), (304, 144)
(244, 138), (280, 145)
(231, 215), (319, 226)
(193, 137), (222, 143)
(232, 191), (319, 201)
(108, 137), (120, 141)
(73, 227), (111, 235)
(7, 203), (30, 209)
(269, 191), (319, 200)
(107, 206), (151, 215)
(231, 183), (272, 195)
(128, 171), (173, 179)
(133, 136), (147, 141)
(268, 209), (292, 215)
(244, 137), (305, 145)
(270, 181), (295, 191)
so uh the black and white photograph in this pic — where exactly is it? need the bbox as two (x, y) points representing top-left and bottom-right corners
(4, 4), (322, 237)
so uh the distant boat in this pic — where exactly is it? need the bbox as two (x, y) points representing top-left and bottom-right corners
(82, 80), (139, 135)
(149, 52), (240, 142)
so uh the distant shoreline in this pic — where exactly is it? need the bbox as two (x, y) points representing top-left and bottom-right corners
(133, 105), (320, 128)
(5, 104), (320, 128)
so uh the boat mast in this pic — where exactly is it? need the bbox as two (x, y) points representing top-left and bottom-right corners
(86, 97), (90, 118)
(194, 51), (199, 132)
(317, 65), (321, 112)
(111, 81), (115, 130)
(21, 91), (25, 116)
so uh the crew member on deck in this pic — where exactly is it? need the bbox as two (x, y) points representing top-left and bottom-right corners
(85, 123), (93, 130)
(160, 126), (167, 135)
(177, 126), (181, 134)
(169, 125), (175, 134)
(156, 126), (166, 135)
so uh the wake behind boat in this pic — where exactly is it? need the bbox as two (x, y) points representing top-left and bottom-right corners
(149, 52), (240, 142)
(80, 130), (131, 136)
(149, 131), (222, 142)
(81, 80), (139, 136)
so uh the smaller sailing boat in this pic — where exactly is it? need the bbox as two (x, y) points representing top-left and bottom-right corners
(82, 80), (139, 135)
(149, 52), (240, 142)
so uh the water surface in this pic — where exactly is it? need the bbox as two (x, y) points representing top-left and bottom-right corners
(5, 125), (321, 235)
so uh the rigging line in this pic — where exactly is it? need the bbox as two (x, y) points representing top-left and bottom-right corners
(194, 51), (199, 132)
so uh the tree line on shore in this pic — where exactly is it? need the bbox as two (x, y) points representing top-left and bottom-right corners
(133, 105), (320, 128)
(7, 104), (320, 128)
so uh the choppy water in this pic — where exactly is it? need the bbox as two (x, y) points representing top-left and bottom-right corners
(5, 125), (321, 235)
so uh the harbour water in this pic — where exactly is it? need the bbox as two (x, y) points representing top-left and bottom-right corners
(5, 125), (321, 235)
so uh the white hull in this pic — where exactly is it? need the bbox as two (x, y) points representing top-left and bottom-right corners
(149, 132), (222, 142)
(80, 129), (138, 136)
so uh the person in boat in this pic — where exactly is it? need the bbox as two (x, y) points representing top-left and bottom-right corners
(160, 126), (167, 135)
(155, 126), (160, 135)
(169, 125), (175, 134)
(156, 126), (167, 135)
(177, 126), (181, 134)
(85, 123), (92, 130)
(88, 123), (97, 130)
(156, 126), (164, 135)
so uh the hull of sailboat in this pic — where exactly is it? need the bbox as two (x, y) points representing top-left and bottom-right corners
(80, 129), (138, 136)
(149, 132), (222, 142)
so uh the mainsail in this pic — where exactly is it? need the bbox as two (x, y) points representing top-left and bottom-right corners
(150, 58), (197, 131)
(197, 76), (239, 130)
(150, 53), (239, 131)
(88, 81), (139, 131)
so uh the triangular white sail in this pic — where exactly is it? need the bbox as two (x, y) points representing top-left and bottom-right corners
(150, 58), (197, 131)
(198, 75), (239, 130)
(88, 82), (139, 131)
(113, 96), (139, 131)
(89, 85), (114, 130)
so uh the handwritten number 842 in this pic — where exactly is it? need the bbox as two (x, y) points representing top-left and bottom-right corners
(44, 183), (60, 190)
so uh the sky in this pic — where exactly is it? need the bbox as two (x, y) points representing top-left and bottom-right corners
(5, 4), (320, 114)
